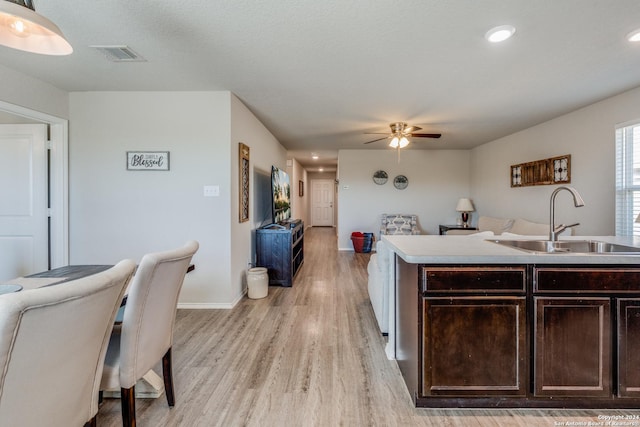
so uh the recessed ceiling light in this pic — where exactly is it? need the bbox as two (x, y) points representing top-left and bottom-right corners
(311, 153), (319, 160)
(627, 29), (640, 42)
(485, 25), (516, 43)
(319, 168), (324, 172)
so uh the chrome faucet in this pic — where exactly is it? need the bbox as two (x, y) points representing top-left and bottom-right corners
(549, 186), (585, 241)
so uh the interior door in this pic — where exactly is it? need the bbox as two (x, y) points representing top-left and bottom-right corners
(0, 124), (48, 281)
(311, 179), (334, 226)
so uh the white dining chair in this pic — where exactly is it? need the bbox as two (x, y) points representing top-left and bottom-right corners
(0, 259), (136, 427)
(101, 240), (199, 427)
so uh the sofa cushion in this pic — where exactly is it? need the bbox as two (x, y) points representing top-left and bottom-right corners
(478, 216), (514, 235)
(510, 218), (549, 235)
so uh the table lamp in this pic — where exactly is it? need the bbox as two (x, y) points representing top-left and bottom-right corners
(456, 198), (475, 227)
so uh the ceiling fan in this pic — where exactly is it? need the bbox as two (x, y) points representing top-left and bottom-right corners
(363, 122), (441, 148)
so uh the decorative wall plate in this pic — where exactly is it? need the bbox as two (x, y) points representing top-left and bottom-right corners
(393, 175), (408, 190)
(373, 170), (388, 185)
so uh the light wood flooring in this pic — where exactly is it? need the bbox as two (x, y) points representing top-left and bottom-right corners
(97, 227), (638, 426)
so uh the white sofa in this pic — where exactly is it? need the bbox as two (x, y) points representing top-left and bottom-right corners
(367, 213), (420, 335)
(367, 239), (394, 334)
(446, 215), (557, 236)
(366, 216), (564, 357)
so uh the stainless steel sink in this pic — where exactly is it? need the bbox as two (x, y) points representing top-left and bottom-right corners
(488, 239), (640, 254)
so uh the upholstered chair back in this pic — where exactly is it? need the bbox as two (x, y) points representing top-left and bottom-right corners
(380, 214), (420, 237)
(0, 260), (135, 427)
(103, 240), (199, 391)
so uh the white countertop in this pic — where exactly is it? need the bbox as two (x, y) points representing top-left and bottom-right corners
(381, 234), (640, 264)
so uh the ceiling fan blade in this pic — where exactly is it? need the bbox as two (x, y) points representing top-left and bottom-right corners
(410, 133), (442, 139)
(403, 125), (422, 134)
(364, 132), (391, 135)
(363, 136), (390, 144)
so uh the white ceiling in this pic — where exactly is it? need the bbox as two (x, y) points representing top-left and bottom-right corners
(3, 1), (640, 171)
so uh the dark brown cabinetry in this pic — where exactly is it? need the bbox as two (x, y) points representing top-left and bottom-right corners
(421, 266), (527, 397)
(618, 298), (640, 397)
(397, 260), (640, 408)
(256, 220), (304, 287)
(423, 296), (526, 397)
(534, 267), (640, 400)
(533, 297), (611, 397)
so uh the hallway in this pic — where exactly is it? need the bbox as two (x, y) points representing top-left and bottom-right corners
(97, 227), (634, 426)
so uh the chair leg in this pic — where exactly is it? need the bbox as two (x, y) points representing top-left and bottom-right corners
(121, 386), (136, 427)
(162, 347), (175, 407)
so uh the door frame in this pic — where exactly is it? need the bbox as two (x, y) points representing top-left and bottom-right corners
(0, 100), (69, 267)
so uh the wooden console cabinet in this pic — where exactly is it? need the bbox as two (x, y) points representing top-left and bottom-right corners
(256, 220), (304, 287)
(396, 260), (640, 408)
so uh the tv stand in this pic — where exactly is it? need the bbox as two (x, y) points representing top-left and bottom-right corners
(256, 220), (304, 287)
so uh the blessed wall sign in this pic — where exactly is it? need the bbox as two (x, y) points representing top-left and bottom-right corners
(126, 151), (170, 171)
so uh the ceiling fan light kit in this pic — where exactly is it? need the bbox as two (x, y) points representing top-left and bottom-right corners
(363, 122), (442, 150)
(0, 0), (72, 55)
(389, 136), (409, 149)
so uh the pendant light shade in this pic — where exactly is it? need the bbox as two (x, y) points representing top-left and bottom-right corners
(0, 0), (72, 55)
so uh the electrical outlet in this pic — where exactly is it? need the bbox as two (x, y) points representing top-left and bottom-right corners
(203, 185), (219, 197)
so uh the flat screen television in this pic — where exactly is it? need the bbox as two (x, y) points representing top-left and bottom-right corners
(271, 166), (291, 223)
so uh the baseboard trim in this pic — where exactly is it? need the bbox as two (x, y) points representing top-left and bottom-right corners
(177, 288), (247, 310)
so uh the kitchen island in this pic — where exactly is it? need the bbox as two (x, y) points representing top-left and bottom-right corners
(382, 234), (640, 408)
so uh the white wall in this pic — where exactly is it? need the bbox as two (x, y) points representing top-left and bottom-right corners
(231, 94), (288, 299)
(0, 64), (68, 119)
(470, 86), (640, 236)
(68, 91), (286, 308)
(337, 149), (471, 249)
(288, 158), (309, 226)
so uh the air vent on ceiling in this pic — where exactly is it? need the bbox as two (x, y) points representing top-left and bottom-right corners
(90, 45), (146, 62)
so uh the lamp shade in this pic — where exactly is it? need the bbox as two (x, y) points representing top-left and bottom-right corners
(456, 198), (475, 212)
(0, 0), (72, 55)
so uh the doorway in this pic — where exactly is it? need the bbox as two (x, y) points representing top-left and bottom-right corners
(0, 100), (69, 280)
(311, 179), (334, 226)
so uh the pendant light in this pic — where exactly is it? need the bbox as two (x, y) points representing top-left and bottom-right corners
(0, 0), (72, 55)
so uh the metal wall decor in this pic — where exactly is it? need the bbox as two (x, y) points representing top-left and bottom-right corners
(511, 154), (571, 187)
(373, 170), (388, 185)
(239, 143), (250, 223)
(393, 175), (408, 190)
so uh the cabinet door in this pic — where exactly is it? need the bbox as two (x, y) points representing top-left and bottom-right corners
(534, 297), (611, 397)
(422, 297), (527, 397)
(618, 298), (640, 397)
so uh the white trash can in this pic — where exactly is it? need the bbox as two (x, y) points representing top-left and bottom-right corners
(247, 267), (268, 299)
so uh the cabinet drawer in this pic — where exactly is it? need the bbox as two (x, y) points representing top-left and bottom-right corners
(422, 266), (526, 294)
(535, 267), (640, 293)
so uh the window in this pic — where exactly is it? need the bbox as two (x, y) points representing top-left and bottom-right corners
(615, 120), (640, 236)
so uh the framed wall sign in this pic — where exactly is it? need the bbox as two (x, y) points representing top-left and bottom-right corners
(239, 143), (250, 223)
(299, 180), (304, 197)
(126, 151), (170, 171)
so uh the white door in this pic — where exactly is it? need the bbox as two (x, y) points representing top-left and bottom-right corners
(311, 179), (334, 226)
(0, 124), (48, 281)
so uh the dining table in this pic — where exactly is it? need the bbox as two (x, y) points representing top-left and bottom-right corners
(1, 265), (113, 292)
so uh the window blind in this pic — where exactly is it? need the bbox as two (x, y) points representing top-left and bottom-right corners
(615, 121), (640, 236)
